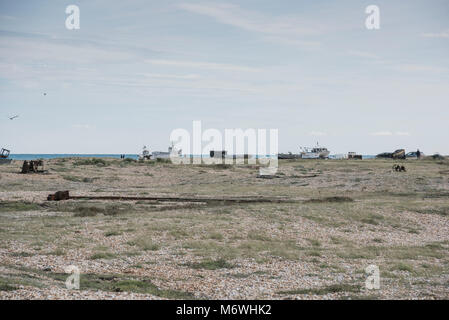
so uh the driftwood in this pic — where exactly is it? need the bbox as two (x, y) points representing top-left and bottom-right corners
(47, 191), (297, 204)
(292, 174), (318, 178)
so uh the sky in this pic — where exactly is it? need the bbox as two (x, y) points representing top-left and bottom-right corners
(0, 0), (448, 154)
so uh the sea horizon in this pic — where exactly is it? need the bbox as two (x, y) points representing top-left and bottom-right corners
(8, 154), (378, 161)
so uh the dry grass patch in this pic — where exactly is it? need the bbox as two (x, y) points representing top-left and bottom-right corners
(278, 283), (361, 296)
(185, 259), (235, 270)
(89, 252), (117, 260)
(0, 202), (42, 212)
(128, 237), (160, 251)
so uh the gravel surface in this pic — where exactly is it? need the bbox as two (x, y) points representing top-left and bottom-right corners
(1, 158), (448, 299)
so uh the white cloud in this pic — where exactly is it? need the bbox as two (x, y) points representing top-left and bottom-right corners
(141, 73), (201, 80)
(0, 15), (16, 20)
(371, 131), (411, 136)
(308, 131), (327, 136)
(421, 30), (449, 38)
(263, 36), (321, 48)
(0, 35), (262, 93)
(0, 37), (135, 65)
(72, 124), (93, 129)
(371, 131), (393, 136)
(392, 64), (446, 73)
(177, 3), (322, 47)
(347, 50), (380, 59)
(145, 59), (259, 72)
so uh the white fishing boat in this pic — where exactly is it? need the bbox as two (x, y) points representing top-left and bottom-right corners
(138, 146), (152, 160)
(300, 143), (330, 159)
(152, 143), (182, 159)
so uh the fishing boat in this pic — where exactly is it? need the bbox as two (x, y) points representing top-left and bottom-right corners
(0, 148), (12, 164)
(149, 143), (182, 160)
(376, 149), (406, 160)
(278, 152), (301, 159)
(300, 143), (330, 159)
(138, 146), (152, 160)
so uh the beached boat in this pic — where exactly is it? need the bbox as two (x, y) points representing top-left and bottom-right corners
(406, 151), (424, 159)
(376, 149), (406, 160)
(278, 152), (301, 159)
(152, 143), (182, 159)
(300, 144), (330, 159)
(0, 148), (12, 164)
(138, 146), (152, 160)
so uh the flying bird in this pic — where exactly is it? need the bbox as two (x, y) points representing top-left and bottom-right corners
(9, 115), (19, 120)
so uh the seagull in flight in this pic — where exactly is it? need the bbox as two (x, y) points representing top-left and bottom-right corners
(9, 115), (19, 120)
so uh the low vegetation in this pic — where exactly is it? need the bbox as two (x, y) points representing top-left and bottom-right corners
(185, 259), (235, 270)
(278, 284), (362, 296)
(73, 158), (108, 167)
(0, 158), (448, 299)
(0, 202), (41, 212)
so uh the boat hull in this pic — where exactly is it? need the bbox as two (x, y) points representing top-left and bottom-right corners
(152, 152), (171, 159)
(300, 150), (330, 159)
(0, 159), (12, 165)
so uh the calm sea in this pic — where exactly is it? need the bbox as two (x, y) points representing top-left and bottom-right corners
(9, 154), (140, 161)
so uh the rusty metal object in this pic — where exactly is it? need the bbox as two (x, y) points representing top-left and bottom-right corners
(47, 191), (70, 201)
(47, 191), (296, 204)
(21, 160), (46, 174)
(21, 161), (30, 173)
(392, 149), (406, 159)
(393, 164), (406, 172)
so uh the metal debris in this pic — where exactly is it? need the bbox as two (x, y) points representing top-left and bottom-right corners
(393, 164), (406, 172)
(21, 160), (47, 174)
(47, 190), (70, 201)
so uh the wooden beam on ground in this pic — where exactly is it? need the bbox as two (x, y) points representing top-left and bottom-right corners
(46, 191), (298, 204)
